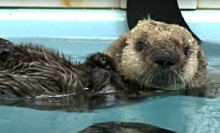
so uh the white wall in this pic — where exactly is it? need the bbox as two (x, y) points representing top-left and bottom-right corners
(0, 0), (219, 9)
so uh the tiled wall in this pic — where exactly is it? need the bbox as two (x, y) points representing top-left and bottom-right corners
(0, 0), (219, 9)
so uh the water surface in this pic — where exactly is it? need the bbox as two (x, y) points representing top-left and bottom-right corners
(0, 38), (219, 133)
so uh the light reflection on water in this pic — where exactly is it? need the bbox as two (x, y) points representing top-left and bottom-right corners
(0, 38), (219, 133)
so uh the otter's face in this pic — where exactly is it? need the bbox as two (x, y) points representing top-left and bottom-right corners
(116, 20), (207, 90)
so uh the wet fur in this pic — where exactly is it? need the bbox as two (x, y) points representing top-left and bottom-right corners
(0, 38), (124, 98)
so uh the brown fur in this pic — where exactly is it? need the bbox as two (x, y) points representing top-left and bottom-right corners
(0, 41), (90, 97)
(0, 38), (123, 98)
(104, 19), (208, 91)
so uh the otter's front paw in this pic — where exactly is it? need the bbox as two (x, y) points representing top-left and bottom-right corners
(85, 52), (116, 71)
(90, 68), (125, 93)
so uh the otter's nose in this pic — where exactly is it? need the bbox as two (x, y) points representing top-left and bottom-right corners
(154, 52), (176, 67)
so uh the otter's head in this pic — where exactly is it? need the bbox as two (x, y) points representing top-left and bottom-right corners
(104, 19), (208, 90)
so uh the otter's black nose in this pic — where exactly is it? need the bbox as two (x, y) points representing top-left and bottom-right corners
(154, 52), (176, 67)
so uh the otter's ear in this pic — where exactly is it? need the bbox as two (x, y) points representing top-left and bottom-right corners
(190, 48), (208, 88)
(103, 34), (128, 61)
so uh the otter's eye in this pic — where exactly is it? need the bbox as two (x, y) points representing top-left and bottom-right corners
(183, 46), (190, 56)
(135, 41), (146, 52)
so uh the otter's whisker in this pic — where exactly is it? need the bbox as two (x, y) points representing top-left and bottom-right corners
(149, 71), (156, 87)
(143, 71), (154, 89)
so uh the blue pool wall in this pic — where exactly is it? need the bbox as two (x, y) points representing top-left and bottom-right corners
(0, 9), (219, 44)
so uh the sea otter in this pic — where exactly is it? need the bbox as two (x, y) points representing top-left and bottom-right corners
(0, 38), (125, 98)
(0, 19), (216, 100)
(90, 19), (218, 98)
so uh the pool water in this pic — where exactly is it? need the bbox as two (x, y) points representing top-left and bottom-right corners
(0, 38), (220, 133)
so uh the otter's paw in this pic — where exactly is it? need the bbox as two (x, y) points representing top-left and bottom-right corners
(0, 38), (14, 55)
(90, 68), (125, 93)
(85, 52), (116, 71)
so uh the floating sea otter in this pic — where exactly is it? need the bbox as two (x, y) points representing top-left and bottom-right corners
(0, 19), (217, 100)
(91, 19), (219, 98)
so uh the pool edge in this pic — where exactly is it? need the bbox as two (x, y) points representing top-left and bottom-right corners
(0, 9), (219, 44)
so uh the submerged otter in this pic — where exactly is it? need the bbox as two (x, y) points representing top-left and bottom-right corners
(79, 121), (178, 133)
